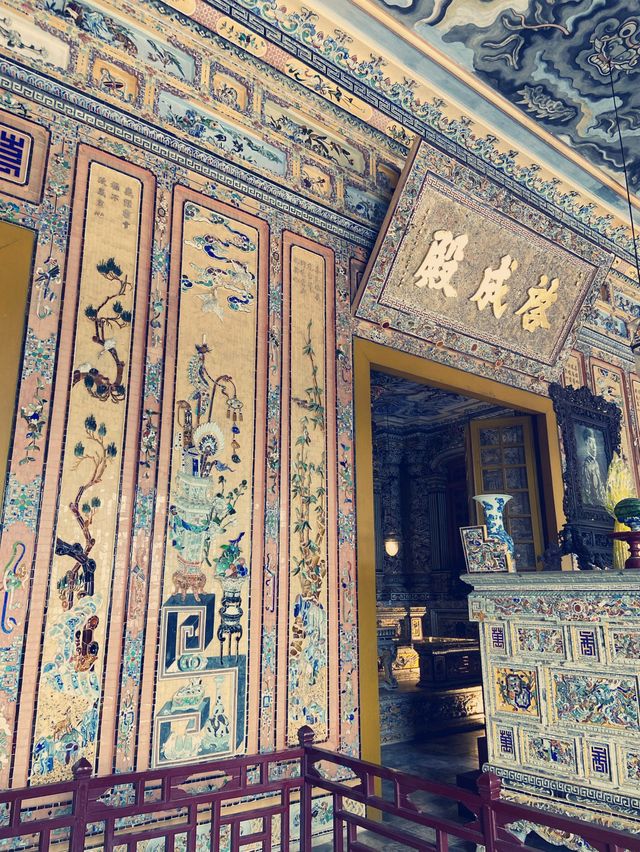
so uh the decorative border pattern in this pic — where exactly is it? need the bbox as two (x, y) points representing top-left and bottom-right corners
(486, 763), (640, 818)
(0, 59), (376, 248)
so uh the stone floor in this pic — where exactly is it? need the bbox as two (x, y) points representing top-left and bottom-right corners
(311, 729), (562, 850)
(312, 729), (484, 850)
(382, 727), (483, 782)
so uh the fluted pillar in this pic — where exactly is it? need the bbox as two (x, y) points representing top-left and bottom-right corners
(426, 472), (450, 572)
(373, 429), (406, 599)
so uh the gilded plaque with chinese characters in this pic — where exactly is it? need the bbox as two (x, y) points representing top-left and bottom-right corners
(354, 141), (613, 377)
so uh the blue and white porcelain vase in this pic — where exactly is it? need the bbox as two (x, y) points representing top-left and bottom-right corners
(473, 493), (515, 560)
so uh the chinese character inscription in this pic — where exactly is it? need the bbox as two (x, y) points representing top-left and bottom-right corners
(0, 124), (31, 185)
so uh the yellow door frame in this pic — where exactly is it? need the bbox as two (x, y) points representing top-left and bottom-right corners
(354, 336), (567, 765)
(0, 221), (35, 508)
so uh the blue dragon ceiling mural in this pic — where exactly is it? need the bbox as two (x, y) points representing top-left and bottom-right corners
(372, 0), (640, 189)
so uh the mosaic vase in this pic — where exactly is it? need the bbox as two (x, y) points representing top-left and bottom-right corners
(473, 493), (515, 559)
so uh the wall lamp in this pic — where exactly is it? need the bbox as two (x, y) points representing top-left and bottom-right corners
(384, 535), (400, 557)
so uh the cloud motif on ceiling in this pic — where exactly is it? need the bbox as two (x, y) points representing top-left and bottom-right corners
(442, 1), (640, 186)
(379, 0), (416, 10)
(377, 0), (640, 189)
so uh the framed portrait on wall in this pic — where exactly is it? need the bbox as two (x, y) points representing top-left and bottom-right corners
(573, 423), (608, 508)
(549, 383), (621, 569)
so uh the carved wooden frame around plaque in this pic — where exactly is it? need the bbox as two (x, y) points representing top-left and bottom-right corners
(353, 140), (613, 380)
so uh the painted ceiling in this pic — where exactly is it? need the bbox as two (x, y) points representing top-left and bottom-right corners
(370, 370), (507, 429)
(354, 0), (640, 193)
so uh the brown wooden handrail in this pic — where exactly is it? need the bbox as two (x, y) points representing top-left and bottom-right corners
(0, 727), (637, 849)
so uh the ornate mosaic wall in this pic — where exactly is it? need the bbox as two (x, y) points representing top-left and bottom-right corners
(468, 573), (640, 830)
(0, 0), (639, 794)
(0, 8), (371, 779)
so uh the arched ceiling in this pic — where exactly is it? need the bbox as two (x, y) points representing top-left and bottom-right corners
(347, 0), (640, 198)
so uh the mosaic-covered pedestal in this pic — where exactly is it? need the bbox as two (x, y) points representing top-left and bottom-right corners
(463, 572), (640, 832)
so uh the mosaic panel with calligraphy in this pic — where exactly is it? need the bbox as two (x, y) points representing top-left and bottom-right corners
(355, 141), (613, 375)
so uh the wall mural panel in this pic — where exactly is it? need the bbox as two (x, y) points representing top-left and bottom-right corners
(562, 351), (586, 390)
(280, 234), (338, 747)
(28, 147), (155, 783)
(151, 187), (268, 766)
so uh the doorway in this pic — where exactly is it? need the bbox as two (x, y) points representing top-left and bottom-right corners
(354, 338), (566, 771)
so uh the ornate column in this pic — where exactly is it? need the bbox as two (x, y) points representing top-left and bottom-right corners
(373, 429), (406, 600)
(404, 459), (432, 597)
(426, 472), (450, 573)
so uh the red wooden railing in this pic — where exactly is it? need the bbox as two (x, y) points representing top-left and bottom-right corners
(0, 727), (638, 850)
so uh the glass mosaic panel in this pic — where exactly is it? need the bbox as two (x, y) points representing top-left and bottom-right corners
(481, 447), (501, 465)
(510, 517), (533, 540)
(503, 446), (525, 465)
(515, 543), (536, 569)
(509, 491), (531, 515)
(554, 673), (640, 730)
(482, 469), (504, 491)
(480, 428), (499, 446)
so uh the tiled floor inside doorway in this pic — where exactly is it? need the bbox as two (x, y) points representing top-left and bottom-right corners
(382, 728), (483, 783)
(312, 729), (483, 850)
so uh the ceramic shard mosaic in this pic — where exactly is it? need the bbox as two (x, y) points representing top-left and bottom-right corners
(525, 734), (577, 773)
(494, 667), (539, 717)
(355, 141), (613, 378)
(30, 151), (154, 782)
(553, 672), (640, 731)
(0, 0), (638, 831)
(470, 574), (640, 831)
(150, 190), (268, 766)
(516, 626), (564, 657)
(283, 236), (337, 746)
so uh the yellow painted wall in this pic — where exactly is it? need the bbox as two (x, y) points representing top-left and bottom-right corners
(0, 221), (34, 507)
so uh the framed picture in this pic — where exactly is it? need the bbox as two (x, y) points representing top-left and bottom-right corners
(549, 383), (621, 569)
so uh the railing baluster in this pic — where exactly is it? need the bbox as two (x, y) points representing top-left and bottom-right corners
(187, 802), (197, 852)
(70, 757), (92, 852)
(211, 800), (220, 852)
(347, 816), (358, 849)
(104, 817), (115, 852)
(10, 796), (20, 828)
(333, 793), (344, 852)
(264, 814), (272, 851)
(282, 786), (290, 851)
(231, 820), (240, 849)
(37, 827), (50, 851)
(477, 771), (501, 852)
(436, 827), (448, 852)
(298, 725), (315, 851)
